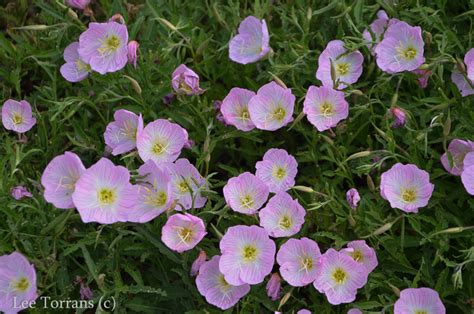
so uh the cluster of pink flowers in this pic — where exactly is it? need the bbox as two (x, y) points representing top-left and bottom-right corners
(60, 15), (139, 82)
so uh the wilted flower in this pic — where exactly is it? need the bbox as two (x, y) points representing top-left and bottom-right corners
(162, 93), (175, 105)
(196, 255), (250, 310)
(394, 287), (445, 314)
(127, 40), (139, 68)
(41, 152), (86, 209)
(190, 250), (207, 277)
(162, 158), (207, 210)
(259, 192), (306, 238)
(229, 16), (270, 64)
(375, 21), (425, 73)
(109, 13), (125, 25)
(2, 99), (36, 133)
(303, 85), (349, 132)
(219, 225), (276, 285)
(266, 273), (281, 301)
(380, 163), (434, 213)
(314, 248), (368, 305)
(461, 152), (474, 195)
(316, 40), (364, 89)
(223, 172), (269, 215)
(171, 64), (204, 95)
(276, 237), (321, 287)
(0, 252), (38, 313)
(78, 21), (129, 74)
(60, 42), (91, 82)
(66, 0), (90, 10)
(342, 240), (378, 273)
(389, 107), (407, 128)
(79, 283), (93, 300)
(412, 68), (431, 88)
(104, 109), (143, 156)
(220, 87), (256, 131)
(346, 188), (360, 210)
(255, 148), (298, 193)
(72, 158), (137, 224)
(440, 139), (474, 176)
(136, 119), (189, 164)
(161, 213), (207, 253)
(11, 186), (33, 200)
(127, 160), (173, 223)
(248, 81), (295, 131)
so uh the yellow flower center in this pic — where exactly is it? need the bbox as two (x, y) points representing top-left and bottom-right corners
(98, 35), (121, 55)
(122, 121), (137, 140)
(401, 188), (417, 202)
(178, 227), (193, 243)
(301, 257), (313, 271)
(273, 107), (286, 122)
(12, 113), (23, 125)
(75, 59), (91, 72)
(240, 194), (254, 209)
(177, 180), (189, 193)
(352, 250), (364, 262)
(278, 215), (292, 230)
(273, 166), (286, 180)
(320, 102), (334, 117)
(336, 62), (350, 76)
(98, 188), (115, 205)
(332, 268), (348, 284)
(152, 141), (168, 155)
(240, 108), (251, 121)
(12, 277), (30, 293)
(415, 311), (428, 314)
(218, 274), (231, 291)
(242, 245), (258, 262)
(153, 191), (168, 207)
(401, 46), (417, 60)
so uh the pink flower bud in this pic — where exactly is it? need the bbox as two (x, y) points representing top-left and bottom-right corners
(127, 41), (139, 68)
(389, 107), (407, 128)
(66, 0), (90, 10)
(346, 188), (360, 210)
(109, 13), (125, 24)
(266, 273), (281, 301)
(190, 250), (207, 276)
(11, 186), (33, 200)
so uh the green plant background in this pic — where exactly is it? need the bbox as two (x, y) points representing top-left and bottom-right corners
(0, 0), (473, 313)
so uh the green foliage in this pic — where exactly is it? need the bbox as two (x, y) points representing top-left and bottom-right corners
(0, 0), (473, 313)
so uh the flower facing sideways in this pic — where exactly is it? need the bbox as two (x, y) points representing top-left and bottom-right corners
(341, 240), (378, 273)
(60, 42), (91, 82)
(229, 16), (270, 65)
(104, 109), (143, 156)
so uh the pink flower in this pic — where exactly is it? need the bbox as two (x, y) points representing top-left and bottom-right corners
(412, 68), (431, 88)
(341, 240), (378, 273)
(190, 250), (207, 277)
(104, 109), (143, 156)
(0, 252), (37, 313)
(303, 85), (348, 132)
(297, 310), (311, 314)
(60, 42), (91, 82)
(220, 87), (256, 131)
(78, 22), (129, 74)
(66, 0), (90, 10)
(136, 119), (188, 164)
(380, 163), (434, 213)
(394, 287), (445, 314)
(465, 48), (474, 82)
(451, 69), (474, 97)
(162, 158), (207, 210)
(41, 152), (86, 209)
(127, 160), (173, 223)
(461, 152), (474, 195)
(255, 148), (298, 193)
(440, 139), (474, 176)
(196, 255), (250, 310)
(346, 188), (360, 210)
(314, 248), (368, 305)
(259, 192), (306, 238)
(266, 273), (281, 301)
(248, 81), (295, 131)
(161, 213), (206, 253)
(171, 64), (204, 95)
(389, 107), (407, 128)
(375, 21), (425, 73)
(1, 99), (36, 133)
(276, 237), (321, 287)
(316, 40), (364, 89)
(347, 309), (363, 314)
(229, 16), (270, 64)
(10, 186), (33, 200)
(127, 40), (139, 68)
(223, 172), (269, 215)
(72, 158), (137, 224)
(219, 225), (276, 285)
